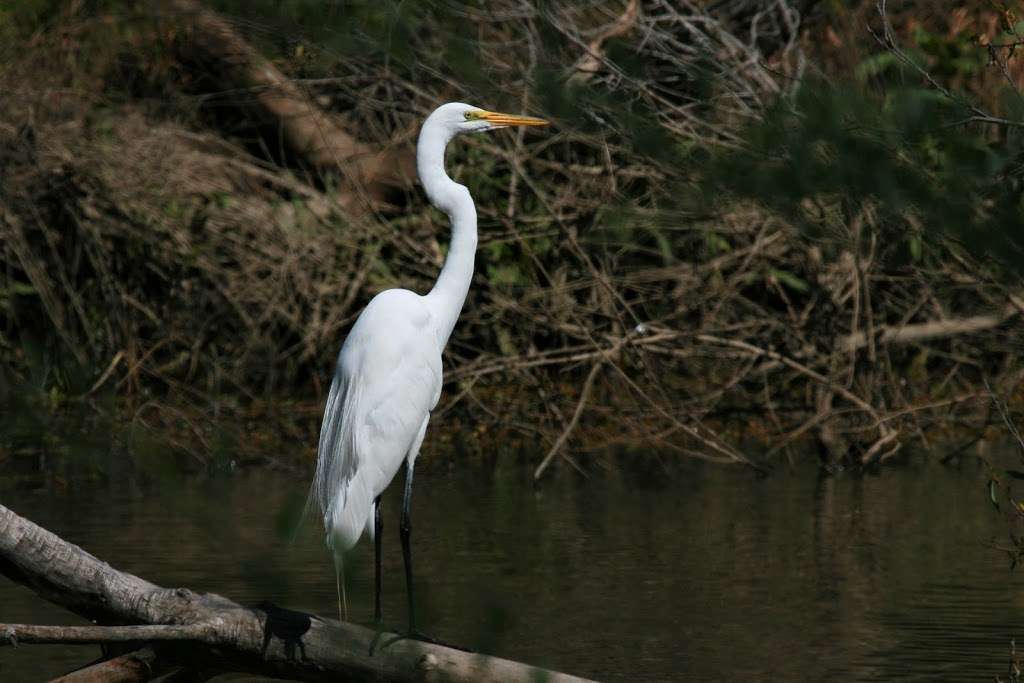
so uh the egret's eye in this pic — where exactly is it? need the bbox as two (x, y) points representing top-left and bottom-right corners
(464, 111), (482, 120)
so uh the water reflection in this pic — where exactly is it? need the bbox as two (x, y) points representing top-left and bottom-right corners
(1, 451), (1022, 681)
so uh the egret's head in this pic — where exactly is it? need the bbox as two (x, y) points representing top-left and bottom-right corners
(429, 102), (548, 137)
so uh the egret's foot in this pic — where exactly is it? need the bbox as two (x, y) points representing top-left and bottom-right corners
(368, 620), (394, 657)
(374, 629), (473, 654)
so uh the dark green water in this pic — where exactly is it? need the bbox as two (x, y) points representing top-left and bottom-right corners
(1, 451), (1023, 681)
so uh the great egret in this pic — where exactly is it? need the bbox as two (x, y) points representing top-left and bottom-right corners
(309, 102), (548, 639)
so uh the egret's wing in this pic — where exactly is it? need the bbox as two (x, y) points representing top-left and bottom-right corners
(308, 289), (443, 552)
(359, 342), (441, 475)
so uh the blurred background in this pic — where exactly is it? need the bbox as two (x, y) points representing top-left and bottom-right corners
(1, 1), (1024, 680)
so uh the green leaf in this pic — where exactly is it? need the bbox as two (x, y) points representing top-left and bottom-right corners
(770, 268), (809, 293)
(486, 264), (526, 287)
(486, 242), (509, 260)
(855, 52), (901, 81)
(908, 348), (929, 385)
(908, 235), (922, 262)
(494, 326), (516, 356)
(706, 233), (731, 255)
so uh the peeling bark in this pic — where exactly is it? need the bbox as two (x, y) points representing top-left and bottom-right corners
(50, 648), (167, 683)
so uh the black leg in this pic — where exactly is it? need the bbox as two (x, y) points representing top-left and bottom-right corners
(371, 460), (473, 655)
(400, 459), (417, 634)
(374, 495), (383, 624)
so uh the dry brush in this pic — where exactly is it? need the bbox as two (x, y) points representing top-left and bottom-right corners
(0, 0), (1021, 471)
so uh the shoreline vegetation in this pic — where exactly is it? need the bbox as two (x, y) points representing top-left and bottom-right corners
(1, 0), (1022, 474)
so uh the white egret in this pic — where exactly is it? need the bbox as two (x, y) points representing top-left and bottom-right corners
(309, 102), (548, 639)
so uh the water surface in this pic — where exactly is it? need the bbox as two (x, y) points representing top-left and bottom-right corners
(1, 451), (1022, 681)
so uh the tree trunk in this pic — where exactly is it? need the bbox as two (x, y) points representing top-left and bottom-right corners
(163, 0), (415, 210)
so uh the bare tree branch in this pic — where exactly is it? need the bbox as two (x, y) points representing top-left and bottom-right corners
(0, 504), (595, 683)
(840, 302), (1022, 352)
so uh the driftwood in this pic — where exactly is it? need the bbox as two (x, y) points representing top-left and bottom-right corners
(163, 0), (414, 209)
(0, 504), (595, 682)
(50, 648), (167, 683)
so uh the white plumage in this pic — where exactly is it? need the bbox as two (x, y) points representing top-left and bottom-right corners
(308, 102), (547, 632)
(313, 289), (440, 554)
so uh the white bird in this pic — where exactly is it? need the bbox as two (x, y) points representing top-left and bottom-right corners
(309, 102), (548, 638)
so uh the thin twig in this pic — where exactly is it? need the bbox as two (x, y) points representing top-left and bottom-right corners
(534, 361), (603, 481)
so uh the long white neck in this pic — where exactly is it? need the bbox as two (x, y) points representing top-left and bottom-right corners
(418, 116), (478, 349)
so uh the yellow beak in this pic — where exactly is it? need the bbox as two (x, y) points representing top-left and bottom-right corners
(477, 110), (549, 127)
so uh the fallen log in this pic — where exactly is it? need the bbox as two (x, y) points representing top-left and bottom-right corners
(49, 647), (168, 683)
(162, 0), (414, 209)
(0, 503), (596, 682)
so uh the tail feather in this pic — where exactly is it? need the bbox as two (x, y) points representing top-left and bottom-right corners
(314, 356), (365, 624)
(309, 371), (362, 534)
